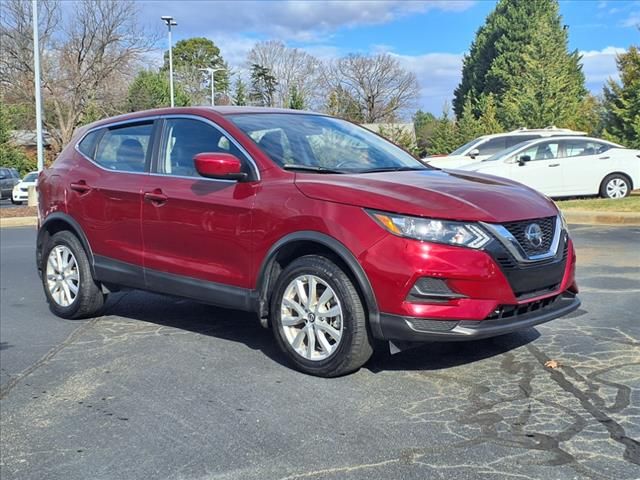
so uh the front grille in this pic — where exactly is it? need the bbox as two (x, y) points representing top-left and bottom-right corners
(486, 294), (562, 320)
(502, 216), (556, 256)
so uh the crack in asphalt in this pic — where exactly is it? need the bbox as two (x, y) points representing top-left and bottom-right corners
(526, 344), (640, 466)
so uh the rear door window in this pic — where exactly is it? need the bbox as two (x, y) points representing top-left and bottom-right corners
(94, 122), (153, 173)
(506, 135), (540, 148)
(515, 140), (561, 161)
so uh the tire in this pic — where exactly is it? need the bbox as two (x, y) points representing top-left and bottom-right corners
(11, 199), (22, 205)
(270, 255), (373, 377)
(41, 231), (105, 319)
(600, 174), (631, 199)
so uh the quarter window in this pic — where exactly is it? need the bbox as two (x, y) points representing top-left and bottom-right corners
(78, 130), (101, 159)
(158, 118), (248, 177)
(94, 123), (153, 172)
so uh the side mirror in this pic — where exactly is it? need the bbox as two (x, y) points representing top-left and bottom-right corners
(194, 152), (247, 181)
(468, 148), (480, 159)
(518, 155), (531, 166)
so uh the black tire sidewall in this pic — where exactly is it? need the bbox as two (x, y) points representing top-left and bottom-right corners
(270, 256), (363, 376)
(41, 231), (95, 319)
(601, 174), (631, 199)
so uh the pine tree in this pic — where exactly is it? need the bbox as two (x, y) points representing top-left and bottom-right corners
(476, 94), (503, 135)
(233, 78), (247, 106)
(127, 71), (190, 111)
(288, 85), (305, 110)
(602, 46), (640, 148)
(453, 0), (586, 129)
(249, 64), (277, 107)
(456, 98), (483, 144)
(427, 105), (459, 155)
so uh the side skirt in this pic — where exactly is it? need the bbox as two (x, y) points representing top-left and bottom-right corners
(93, 255), (258, 312)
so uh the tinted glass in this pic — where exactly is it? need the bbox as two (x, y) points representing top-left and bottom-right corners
(476, 137), (507, 156)
(230, 113), (427, 173)
(506, 135), (539, 148)
(450, 138), (484, 156)
(0, 168), (8, 177)
(158, 118), (248, 177)
(563, 140), (611, 157)
(94, 123), (153, 172)
(78, 130), (101, 159)
(23, 172), (38, 182)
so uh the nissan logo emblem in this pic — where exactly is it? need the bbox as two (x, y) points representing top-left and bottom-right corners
(524, 223), (544, 248)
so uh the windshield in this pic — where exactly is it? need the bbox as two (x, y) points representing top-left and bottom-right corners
(23, 172), (38, 182)
(449, 137), (484, 156)
(228, 113), (428, 173)
(483, 139), (539, 162)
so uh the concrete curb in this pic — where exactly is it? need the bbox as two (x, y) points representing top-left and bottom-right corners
(0, 216), (38, 228)
(562, 210), (640, 226)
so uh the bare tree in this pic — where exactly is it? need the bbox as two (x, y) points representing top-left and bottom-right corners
(1, 0), (157, 151)
(247, 40), (321, 109)
(321, 53), (420, 123)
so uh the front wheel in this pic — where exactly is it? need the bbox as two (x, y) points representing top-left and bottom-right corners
(42, 231), (105, 319)
(270, 255), (373, 377)
(600, 174), (631, 199)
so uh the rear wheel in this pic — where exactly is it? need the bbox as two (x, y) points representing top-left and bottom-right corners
(600, 174), (631, 199)
(270, 255), (373, 377)
(42, 231), (105, 319)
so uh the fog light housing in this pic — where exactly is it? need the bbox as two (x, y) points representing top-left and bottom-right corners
(406, 277), (467, 303)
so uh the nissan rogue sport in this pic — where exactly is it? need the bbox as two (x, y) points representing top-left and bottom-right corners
(36, 107), (580, 377)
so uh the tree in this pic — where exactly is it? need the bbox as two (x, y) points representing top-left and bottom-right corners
(1, 0), (156, 152)
(0, 101), (36, 176)
(288, 85), (305, 110)
(233, 78), (247, 106)
(453, 0), (586, 129)
(413, 110), (437, 157)
(325, 86), (363, 122)
(247, 40), (321, 109)
(127, 71), (190, 111)
(249, 64), (277, 107)
(322, 53), (419, 123)
(163, 37), (229, 105)
(602, 46), (640, 148)
(427, 105), (459, 155)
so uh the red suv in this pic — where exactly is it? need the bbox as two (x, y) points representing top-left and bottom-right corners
(37, 107), (580, 376)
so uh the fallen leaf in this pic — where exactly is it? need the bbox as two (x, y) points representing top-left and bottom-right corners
(545, 359), (560, 369)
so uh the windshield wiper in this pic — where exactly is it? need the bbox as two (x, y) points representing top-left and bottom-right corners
(359, 166), (427, 173)
(282, 165), (344, 174)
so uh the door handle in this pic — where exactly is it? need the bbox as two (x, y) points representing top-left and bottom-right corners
(144, 190), (168, 205)
(70, 181), (91, 194)
(599, 156), (610, 160)
(548, 163), (560, 167)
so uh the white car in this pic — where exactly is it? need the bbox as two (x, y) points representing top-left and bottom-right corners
(457, 136), (640, 199)
(426, 126), (585, 169)
(11, 171), (38, 204)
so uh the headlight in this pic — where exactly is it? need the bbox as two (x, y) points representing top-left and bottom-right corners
(367, 210), (491, 249)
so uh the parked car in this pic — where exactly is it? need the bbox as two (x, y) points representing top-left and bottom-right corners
(457, 136), (640, 199)
(0, 167), (21, 200)
(426, 126), (585, 169)
(36, 107), (580, 377)
(11, 171), (38, 204)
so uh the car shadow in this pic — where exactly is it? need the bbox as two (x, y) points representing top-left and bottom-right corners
(101, 290), (541, 374)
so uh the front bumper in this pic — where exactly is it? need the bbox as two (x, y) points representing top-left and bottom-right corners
(379, 291), (580, 342)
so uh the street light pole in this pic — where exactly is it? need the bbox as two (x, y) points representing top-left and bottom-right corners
(199, 68), (225, 106)
(32, 0), (44, 172)
(161, 16), (177, 107)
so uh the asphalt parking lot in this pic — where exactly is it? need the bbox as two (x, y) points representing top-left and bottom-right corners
(1, 225), (639, 480)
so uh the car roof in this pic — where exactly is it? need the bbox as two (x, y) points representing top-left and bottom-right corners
(476, 127), (586, 141)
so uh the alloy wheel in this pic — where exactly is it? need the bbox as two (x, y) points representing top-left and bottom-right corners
(280, 275), (343, 361)
(606, 178), (628, 199)
(46, 245), (80, 307)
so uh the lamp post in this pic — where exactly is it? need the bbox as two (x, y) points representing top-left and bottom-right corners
(32, 0), (44, 172)
(199, 67), (225, 106)
(161, 15), (177, 107)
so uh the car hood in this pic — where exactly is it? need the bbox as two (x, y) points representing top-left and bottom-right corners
(425, 155), (483, 169)
(295, 169), (558, 223)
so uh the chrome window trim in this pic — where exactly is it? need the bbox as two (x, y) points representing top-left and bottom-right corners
(74, 114), (261, 182)
(481, 215), (563, 264)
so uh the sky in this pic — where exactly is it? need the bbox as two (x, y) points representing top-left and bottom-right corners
(133, 0), (639, 114)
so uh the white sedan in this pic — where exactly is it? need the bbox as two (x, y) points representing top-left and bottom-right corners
(457, 136), (640, 199)
(11, 171), (38, 204)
